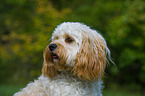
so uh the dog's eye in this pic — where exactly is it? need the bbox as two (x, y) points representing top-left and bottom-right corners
(54, 36), (59, 40)
(65, 37), (73, 43)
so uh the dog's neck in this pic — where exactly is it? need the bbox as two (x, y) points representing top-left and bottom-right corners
(49, 71), (100, 84)
(51, 71), (80, 81)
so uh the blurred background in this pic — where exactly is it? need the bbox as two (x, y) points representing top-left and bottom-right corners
(0, 0), (145, 96)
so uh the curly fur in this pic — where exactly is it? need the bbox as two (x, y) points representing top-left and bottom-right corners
(14, 22), (111, 96)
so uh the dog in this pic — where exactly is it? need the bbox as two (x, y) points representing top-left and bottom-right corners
(14, 22), (111, 96)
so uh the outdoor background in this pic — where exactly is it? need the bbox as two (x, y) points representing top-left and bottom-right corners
(0, 0), (145, 96)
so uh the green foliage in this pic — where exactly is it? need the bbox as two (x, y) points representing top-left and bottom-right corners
(0, 0), (145, 90)
(106, 0), (145, 85)
(0, 0), (70, 83)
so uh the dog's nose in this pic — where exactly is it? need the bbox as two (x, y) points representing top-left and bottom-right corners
(49, 44), (57, 51)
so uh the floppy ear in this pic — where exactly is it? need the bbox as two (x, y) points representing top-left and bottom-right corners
(42, 46), (58, 78)
(72, 32), (107, 81)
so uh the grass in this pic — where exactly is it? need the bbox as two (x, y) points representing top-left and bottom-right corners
(0, 84), (25, 96)
(103, 84), (143, 96)
(0, 84), (143, 96)
(103, 87), (143, 96)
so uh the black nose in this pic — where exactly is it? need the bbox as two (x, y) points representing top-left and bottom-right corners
(49, 44), (57, 51)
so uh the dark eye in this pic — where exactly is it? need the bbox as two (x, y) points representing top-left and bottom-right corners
(54, 36), (59, 40)
(65, 37), (73, 43)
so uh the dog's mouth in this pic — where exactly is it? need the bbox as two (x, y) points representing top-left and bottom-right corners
(50, 52), (59, 61)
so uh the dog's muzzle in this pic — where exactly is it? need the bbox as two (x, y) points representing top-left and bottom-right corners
(49, 44), (59, 60)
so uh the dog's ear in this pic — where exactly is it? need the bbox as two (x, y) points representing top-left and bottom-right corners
(42, 46), (58, 78)
(72, 32), (108, 81)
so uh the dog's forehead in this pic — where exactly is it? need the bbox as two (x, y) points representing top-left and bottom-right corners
(52, 22), (86, 38)
(53, 30), (82, 37)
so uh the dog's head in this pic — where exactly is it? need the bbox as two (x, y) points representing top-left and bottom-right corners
(42, 22), (111, 81)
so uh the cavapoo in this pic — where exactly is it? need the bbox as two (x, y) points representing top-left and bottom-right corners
(14, 22), (111, 96)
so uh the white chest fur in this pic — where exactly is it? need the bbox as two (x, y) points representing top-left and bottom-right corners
(14, 73), (103, 96)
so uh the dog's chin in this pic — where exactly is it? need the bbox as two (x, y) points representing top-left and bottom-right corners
(53, 58), (59, 64)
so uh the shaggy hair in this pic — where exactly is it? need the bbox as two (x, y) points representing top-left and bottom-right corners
(14, 22), (111, 96)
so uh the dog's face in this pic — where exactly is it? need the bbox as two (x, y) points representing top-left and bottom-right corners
(42, 22), (110, 81)
(51, 30), (82, 67)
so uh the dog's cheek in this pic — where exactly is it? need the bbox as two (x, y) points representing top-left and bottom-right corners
(55, 43), (68, 65)
(64, 44), (80, 67)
